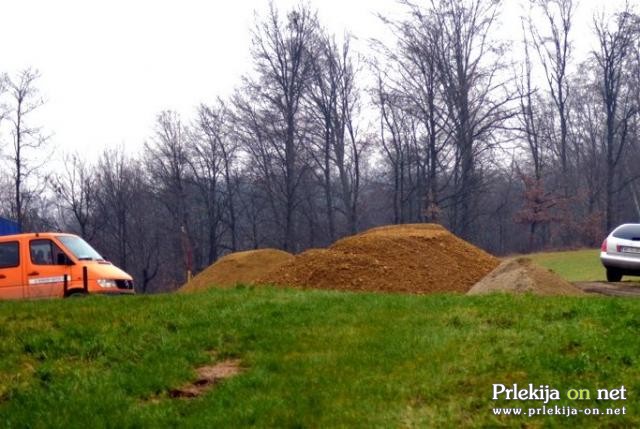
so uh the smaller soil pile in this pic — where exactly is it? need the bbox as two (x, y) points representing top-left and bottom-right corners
(181, 249), (294, 292)
(467, 257), (584, 296)
(260, 224), (499, 294)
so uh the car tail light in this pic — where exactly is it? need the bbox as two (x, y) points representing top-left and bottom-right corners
(601, 239), (607, 251)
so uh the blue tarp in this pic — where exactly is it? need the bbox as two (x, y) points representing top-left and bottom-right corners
(0, 217), (19, 236)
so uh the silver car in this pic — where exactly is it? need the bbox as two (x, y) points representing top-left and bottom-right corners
(600, 223), (640, 281)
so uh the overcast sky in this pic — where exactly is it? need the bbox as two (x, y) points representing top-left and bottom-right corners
(0, 0), (628, 161)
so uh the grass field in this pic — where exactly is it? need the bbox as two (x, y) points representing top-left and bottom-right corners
(529, 248), (640, 283)
(529, 249), (604, 282)
(1, 286), (639, 428)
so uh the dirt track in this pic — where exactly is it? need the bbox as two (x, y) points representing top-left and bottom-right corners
(574, 282), (640, 297)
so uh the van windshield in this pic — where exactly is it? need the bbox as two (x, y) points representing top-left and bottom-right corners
(57, 236), (104, 261)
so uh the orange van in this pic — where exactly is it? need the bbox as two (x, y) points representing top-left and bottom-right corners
(0, 232), (134, 300)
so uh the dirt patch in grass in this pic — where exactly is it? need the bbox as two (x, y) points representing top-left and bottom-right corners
(467, 257), (585, 296)
(574, 281), (640, 297)
(181, 249), (294, 291)
(260, 224), (499, 294)
(169, 359), (243, 398)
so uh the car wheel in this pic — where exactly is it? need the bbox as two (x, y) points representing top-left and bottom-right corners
(606, 268), (623, 282)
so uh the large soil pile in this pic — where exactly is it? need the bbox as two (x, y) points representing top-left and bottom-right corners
(467, 257), (584, 296)
(181, 249), (294, 292)
(260, 224), (499, 294)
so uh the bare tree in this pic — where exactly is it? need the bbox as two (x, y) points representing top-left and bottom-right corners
(306, 33), (341, 241)
(0, 72), (7, 128)
(516, 20), (545, 181)
(145, 111), (194, 279)
(528, 0), (574, 191)
(0, 73), (9, 217)
(376, 2), (446, 222)
(191, 100), (239, 264)
(94, 148), (136, 271)
(566, 62), (607, 243)
(513, 19), (556, 249)
(375, 77), (412, 224)
(236, 177), (270, 249)
(307, 32), (364, 237)
(237, 3), (319, 251)
(4, 68), (48, 230)
(126, 170), (164, 293)
(51, 153), (97, 239)
(431, 0), (517, 238)
(93, 150), (166, 292)
(594, 5), (639, 230)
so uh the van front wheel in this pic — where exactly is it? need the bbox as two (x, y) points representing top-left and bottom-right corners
(65, 289), (87, 298)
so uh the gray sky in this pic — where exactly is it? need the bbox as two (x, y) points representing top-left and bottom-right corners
(0, 0), (626, 161)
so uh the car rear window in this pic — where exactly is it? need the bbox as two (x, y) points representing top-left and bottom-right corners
(0, 242), (19, 268)
(612, 224), (640, 240)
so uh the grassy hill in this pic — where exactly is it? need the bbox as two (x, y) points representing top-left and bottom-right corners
(1, 286), (639, 428)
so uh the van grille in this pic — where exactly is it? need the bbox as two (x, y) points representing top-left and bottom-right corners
(116, 280), (134, 290)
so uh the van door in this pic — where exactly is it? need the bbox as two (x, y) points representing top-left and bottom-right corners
(0, 241), (23, 299)
(27, 239), (72, 298)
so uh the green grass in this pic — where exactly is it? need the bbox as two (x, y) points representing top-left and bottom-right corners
(529, 249), (604, 282)
(1, 287), (639, 428)
(528, 248), (640, 283)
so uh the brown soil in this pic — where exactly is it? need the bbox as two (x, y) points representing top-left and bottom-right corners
(467, 257), (585, 296)
(260, 223), (499, 294)
(169, 359), (242, 398)
(180, 249), (294, 291)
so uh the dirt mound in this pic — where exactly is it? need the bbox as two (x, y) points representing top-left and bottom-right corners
(260, 223), (499, 294)
(467, 257), (585, 296)
(181, 249), (294, 291)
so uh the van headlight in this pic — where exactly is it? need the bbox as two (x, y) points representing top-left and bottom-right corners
(97, 279), (117, 288)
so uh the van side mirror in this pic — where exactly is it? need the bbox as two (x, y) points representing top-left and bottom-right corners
(57, 253), (74, 266)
